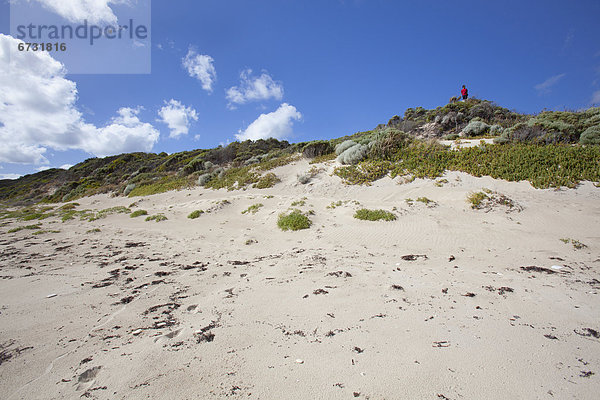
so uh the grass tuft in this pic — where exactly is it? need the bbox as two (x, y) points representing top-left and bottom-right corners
(254, 173), (280, 189)
(145, 214), (168, 222)
(188, 210), (204, 219)
(353, 208), (397, 221)
(130, 210), (148, 218)
(242, 204), (263, 215)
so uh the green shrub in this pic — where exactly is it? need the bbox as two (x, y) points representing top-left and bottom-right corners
(242, 203), (263, 214)
(128, 176), (191, 197)
(490, 125), (504, 136)
(197, 173), (214, 186)
(124, 184), (136, 196)
(462, 120), (490, 137)
(467, 192), (488, 209)
(254, 173), (280, 189)
(335, 140), (358, 155)
(130, 210), (148, 218)
(493, 135), (510, 144)
(277, 209), (312, 231)
(302, 141), (333, 158)
(469, 102), (495, 121)
(338, 143), (369, 165)
(353, 208), (396, 221)
(188, 210), (204, 219)
(580, 125), (600, 145)
(205, 166), (259, 190)
(145, 214), (168, 222)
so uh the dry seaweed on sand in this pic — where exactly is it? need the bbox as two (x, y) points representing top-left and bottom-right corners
(520, 266), (556, 274)
(574, 328), (600, 339)
(401, 254), (428, 261)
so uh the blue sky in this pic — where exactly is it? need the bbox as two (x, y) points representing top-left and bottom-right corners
(1, 0), (600, 179)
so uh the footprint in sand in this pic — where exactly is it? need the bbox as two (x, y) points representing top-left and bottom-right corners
(76, 366), (101, 391)
(154, 328), (184, 344)
(186, 304), (201, 313)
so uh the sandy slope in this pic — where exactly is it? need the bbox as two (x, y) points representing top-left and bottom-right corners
(1, 158), (599, 399)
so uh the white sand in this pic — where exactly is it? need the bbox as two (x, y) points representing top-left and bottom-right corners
(1, 158), (599, 399)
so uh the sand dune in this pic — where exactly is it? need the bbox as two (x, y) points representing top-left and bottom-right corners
(1, 158), (599, 399)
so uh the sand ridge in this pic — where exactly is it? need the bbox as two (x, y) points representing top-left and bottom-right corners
(1, 159), (599, 399)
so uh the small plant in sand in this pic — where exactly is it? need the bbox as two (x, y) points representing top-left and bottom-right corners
(298, 166), (322, 184)
(86, 206), (131, 222)
(468, 192), (488, 209)
(264, 195), (274, 199)
(560, 238), (587, 250)
(434, 179), (449, 187)
(145, 214), (168, 222)
(327, 201), (343, 209)
(254, 173), (280, 189)
(277, 209), (312, 231)
(291, 199), (306, 207)
(130, 210), (148, 218)
(32, 229), (60, 235)
(60, 203), (80, 211)
(86, 228), (101, 233)
(468, 190), (520, 212)
(8, 224), (42, 233)
(416, 197), (433, 204)
(188, 210), (205, 219)
(354, 209), (397, 222)
(242, 204), (263, 215)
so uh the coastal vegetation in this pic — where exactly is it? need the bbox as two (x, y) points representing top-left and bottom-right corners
(0, 99), (598, 208)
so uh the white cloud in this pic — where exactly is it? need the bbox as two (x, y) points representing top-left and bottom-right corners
(60, 164), (74, 170)
(226, 69), (284, 108)
(79, 107), (160, 157)
(534, 73), (566, 94)
(182, 49), (216, 93)
(31, 0), (122, 25)
(157, 99), (198, 138)
(236, 103), (302, 141)
(0, 34), (160, 164)
(592, 90), (600, 105)
(0, 173), (23, 180)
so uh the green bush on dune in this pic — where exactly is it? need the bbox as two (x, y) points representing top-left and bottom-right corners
(145, 214), (168, 222)
(277, 209), (312, 231)
(130, 210), (148, 218)
(188, 210), (204, 219)
(580, 125), (600, 145)
(353, 208), (397, 221)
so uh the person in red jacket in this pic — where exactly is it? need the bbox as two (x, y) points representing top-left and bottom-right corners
(461, 85), (468, 101)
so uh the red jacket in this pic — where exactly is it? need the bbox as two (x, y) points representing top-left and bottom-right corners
(461, 88), (468, 96)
